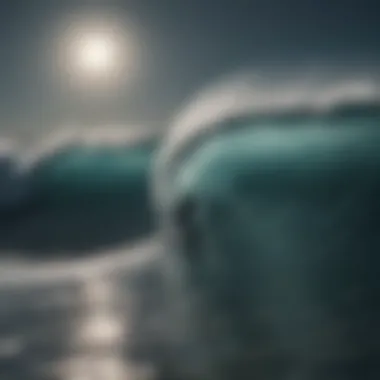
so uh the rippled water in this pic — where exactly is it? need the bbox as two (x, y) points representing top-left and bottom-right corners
(0, 242), (160, 380)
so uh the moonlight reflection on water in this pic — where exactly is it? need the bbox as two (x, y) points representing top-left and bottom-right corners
(0, 240), (159, 380)
(59, 276), (127, 380)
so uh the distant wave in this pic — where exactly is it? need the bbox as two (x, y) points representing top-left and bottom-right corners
(0, 127), (159, 259)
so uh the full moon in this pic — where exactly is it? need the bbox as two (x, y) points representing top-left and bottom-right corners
(68, 28), (126, 84)
(57, 14), (139, 89)
(76, 33), (118, 75)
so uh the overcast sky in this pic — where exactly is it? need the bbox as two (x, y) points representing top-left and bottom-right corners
(0, 0), (378, 141)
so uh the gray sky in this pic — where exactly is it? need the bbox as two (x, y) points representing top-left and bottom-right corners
(0, 0), (379, 142)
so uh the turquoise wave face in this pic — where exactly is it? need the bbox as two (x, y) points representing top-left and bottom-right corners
(175, 120), (380, 200)
(0, 137), (158, 257)
(31, 141), (155, 201)
(169, 115), (380, 376)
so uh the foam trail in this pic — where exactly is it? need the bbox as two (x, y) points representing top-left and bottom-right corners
(0, 236), (159, 289)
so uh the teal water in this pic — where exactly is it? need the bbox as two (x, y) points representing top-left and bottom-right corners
(0, 137), (158, 257)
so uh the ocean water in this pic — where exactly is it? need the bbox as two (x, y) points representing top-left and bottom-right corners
(2, 73), (380, 380)
(149, 73), (380, 380)
(0, 133), (158, 257)
(0, 130), (161, 380)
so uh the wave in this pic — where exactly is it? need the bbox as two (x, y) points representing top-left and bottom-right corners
(1, 70), (380, 379)
(1, 70), (380, 263)
(154, 71), (380, 215)
(0, 127), (160, 259)
(142, 70), (380, 380)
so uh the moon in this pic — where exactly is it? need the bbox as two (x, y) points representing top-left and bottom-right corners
(75, 32), (119, 76)
(56, 14), (139, 89)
